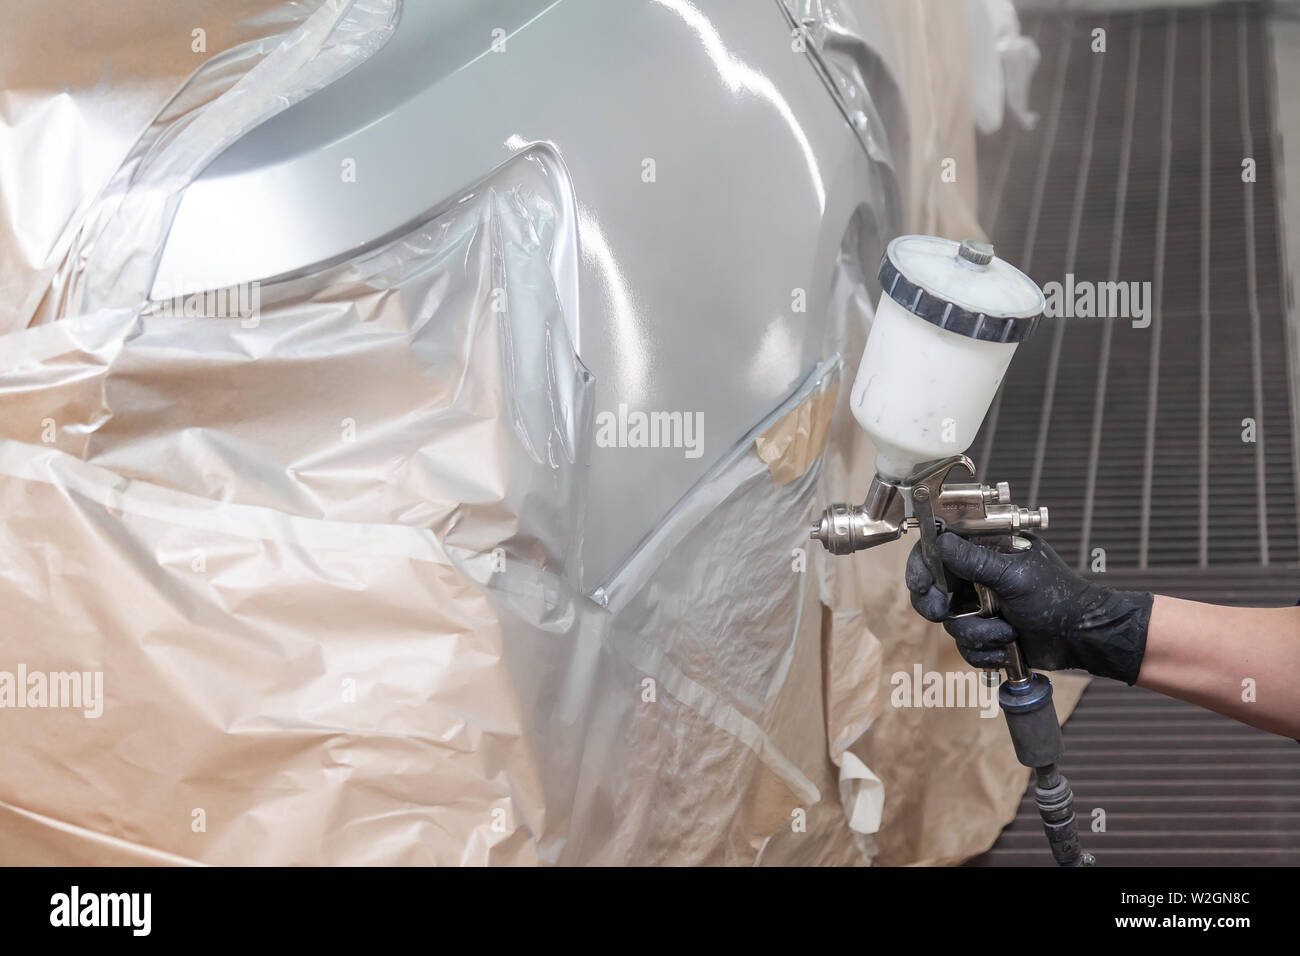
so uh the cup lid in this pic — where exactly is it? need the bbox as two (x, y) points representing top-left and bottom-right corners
(878, 235), (1045, 343)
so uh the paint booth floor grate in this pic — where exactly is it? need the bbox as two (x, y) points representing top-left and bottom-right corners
(967, 1), (1300, 867)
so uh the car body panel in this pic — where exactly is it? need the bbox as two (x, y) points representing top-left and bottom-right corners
(153, 0), (902, 584)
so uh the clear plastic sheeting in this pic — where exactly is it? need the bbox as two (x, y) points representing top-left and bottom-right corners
(0, 0), (1079, 867)
(966, 0), (1041, 134)
(2, 0), (308, 332)
(0, 0), (399, 331)
(75, 0), (400, 317)
(0, 143), (876, 864)
(810, 0), (989, 239)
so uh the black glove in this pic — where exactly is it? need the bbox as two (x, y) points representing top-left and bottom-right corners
(905, 531), (1154, 685)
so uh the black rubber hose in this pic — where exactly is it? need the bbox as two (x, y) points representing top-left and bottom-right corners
(1034, 765), (1095, 866)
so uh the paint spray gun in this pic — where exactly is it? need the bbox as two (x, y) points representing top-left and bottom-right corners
(811, 235), (1093, 867)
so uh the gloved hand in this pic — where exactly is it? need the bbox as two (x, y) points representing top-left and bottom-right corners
(905, 531), (1154, 685)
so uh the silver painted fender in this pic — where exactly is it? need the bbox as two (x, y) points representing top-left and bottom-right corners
(151, 0), (904, 584)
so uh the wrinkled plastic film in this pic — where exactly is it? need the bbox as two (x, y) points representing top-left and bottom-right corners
(966, 0), (1041, 134)
(0, 0), (1075, 867)
(1, 0), (400, 331)
(0, 0), (321, 333)
(0, 139), (883, 863)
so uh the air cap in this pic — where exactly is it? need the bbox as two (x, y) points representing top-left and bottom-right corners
(878, 235), (1045, 343)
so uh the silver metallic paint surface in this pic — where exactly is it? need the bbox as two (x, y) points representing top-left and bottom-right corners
(154, 0), (901, 584)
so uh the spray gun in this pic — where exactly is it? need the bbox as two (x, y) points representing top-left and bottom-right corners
(812, 235), (1093, 867)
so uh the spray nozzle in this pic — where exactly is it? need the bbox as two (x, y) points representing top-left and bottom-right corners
(810, 455), (1046, 558)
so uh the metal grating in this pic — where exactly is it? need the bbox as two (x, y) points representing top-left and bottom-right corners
(969, 680), (1300, 866)
(968, 2), (1300, 867)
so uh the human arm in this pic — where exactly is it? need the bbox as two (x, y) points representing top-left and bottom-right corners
(906, 532), (1300, 738)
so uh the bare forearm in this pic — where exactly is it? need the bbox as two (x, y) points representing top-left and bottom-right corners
(1137, 595), (1300, 738)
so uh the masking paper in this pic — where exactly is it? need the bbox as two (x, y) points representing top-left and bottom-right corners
(0, 0), (1078, 866)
